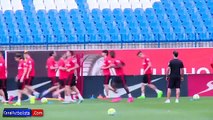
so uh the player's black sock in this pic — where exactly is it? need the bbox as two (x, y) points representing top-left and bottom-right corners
(3, 88), (8, 101)
(123, 85), (130, 94)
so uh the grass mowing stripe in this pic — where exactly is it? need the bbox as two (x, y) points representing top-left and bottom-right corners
(0, 97), (212, 120)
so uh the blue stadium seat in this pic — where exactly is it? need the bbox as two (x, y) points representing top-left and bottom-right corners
(59, 9), (69, 16)
(132, 33), (143, 42)
(70, 9), (80, 17)
(173, 1), (185, 10)
(92, 9), (102, 16)
(77, 2), (88, 10)
(15, 10), (25, 18)
(75, 34), (85, 43)
(163, 26), (173, 33)
(0, 35), (9, 44)
(66, 34), (77, 43)
(141, 26), (152, 34)
(124, 8), (134, 17)
(185, 25), (196, 33)
(152, 26), (163, 33)
(113, 8), (122, 15)
(85, 34), (98, 43)
(100, 34), (111, 43)
(173, 26), (185, 33)
(197, 33), (210, 41)
(153, 2), (164, 10)
(10, 35), (22, 44)
(22, 35), (33, 44)
(134, 8), (144, 16)
(110, 34), (121, 43)
(143, 33), (155, 42)
(0, 0), (212, 44)
(102, 9), (112, 16)
(121, 33), (132, 42)
(37, 10), (46, 18)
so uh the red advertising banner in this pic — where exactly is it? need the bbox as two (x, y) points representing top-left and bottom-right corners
(188, 74), (213, 96)
(82, 48), (213, 76)
(6, 48), (213, 77)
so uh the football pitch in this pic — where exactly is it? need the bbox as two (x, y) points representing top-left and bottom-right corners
(0, 97), (212, 120)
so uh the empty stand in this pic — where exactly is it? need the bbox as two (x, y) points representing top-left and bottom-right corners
(0, 0), (212, 45)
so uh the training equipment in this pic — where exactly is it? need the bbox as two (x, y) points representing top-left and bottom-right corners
(41, 97), (48, 104)
(13, 102), (21, 106)
(107, 108), (116, 116)
(157, 91), (163, 98)
(30, 96), (36, 104)
(193, 94), (200, 100)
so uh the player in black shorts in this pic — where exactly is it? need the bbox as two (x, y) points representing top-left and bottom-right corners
(13, 53), (35, 106)
(165, 51), (184, 103)
(62, 51), (84, 104)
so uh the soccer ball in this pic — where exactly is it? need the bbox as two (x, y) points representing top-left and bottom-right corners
(193, 94), (200, 100)
(107, 108), (116, 116)
(41, 97), (48, 104)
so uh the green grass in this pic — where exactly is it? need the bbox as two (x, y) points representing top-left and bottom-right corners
(0, 97), (212, 120)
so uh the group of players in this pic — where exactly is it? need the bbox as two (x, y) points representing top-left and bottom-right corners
(100, 50), (184, 103)
(0, 51), (39, 105)
(43, 51), (84, 104)
(0, 49), (188, 105)
(0, 51), (84, 106)
(100, 50), (163, 103)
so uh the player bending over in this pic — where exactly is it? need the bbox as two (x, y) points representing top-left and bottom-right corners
(165, 51), (184, 103)
(109, 51), (134, 103)
(24, 51), (40, 98)
(137, 51), (163, 99)
(42, 51), (61, 99)
(13, 53), (36, 106)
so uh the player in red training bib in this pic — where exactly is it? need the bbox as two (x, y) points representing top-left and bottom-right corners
(42, 51), (60, 98)
(63, 51), (83, 103)
(24, 51), (40, 98)
(58, 54), (67, 89)
(56, 53), (67, 101)
(52, 52), (84, 103)
(109, 51), (134, 103)
(13, 53), (36, 106)
(0, 52), (6, 103)
(137, 51), (163, 99)
(98, 50), (116, 99)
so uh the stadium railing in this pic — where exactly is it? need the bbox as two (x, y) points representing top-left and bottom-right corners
(0, 33), (212, 50)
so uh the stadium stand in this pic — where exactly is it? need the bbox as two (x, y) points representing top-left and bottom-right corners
(0, 0), (212, 45)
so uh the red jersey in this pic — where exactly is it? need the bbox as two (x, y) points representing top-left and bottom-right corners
(0, 57), (6, 79)
(58, 58), (68, 79)
(26, 57), (35, 77)
(46, 56), (57, 77)
(66, 57), (77, 75)
(102, 57), (111, 75)
(111, 58), (125, 76)
(17, 59), (28, 80)
(143, 57), (152, 74)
